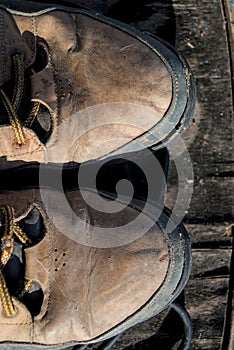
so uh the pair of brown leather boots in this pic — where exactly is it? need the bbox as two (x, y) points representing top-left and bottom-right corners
(0, 1), (195, 349)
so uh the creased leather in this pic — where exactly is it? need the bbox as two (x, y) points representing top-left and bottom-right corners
(0, 299), (32, 342)
(35, 11), (172, 161)
(0, 8), (172, 162)
(0, 188), (169, 344)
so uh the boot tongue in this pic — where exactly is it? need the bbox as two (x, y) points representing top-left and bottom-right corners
(0, 9), (36, 86)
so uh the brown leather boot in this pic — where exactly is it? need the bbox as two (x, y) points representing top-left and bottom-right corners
(0, 0), (194, 165)
(0, 187), (191, 349)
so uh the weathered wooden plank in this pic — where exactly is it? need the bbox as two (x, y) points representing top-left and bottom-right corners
(185, 223), (233, 246)
(183, 247), (232, 349)
(173, 0), (230, 76)
(185, 277), (230, 348)
(169, 3), (233, 346)
(191, 338), (223, 350)
(166, 175), (233, 221)
(167, 0), (233, 223)
(190, 248), (232, 278)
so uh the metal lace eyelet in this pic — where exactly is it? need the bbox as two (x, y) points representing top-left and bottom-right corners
(12, 136), (28, 148)
(11, 49), (25, 60)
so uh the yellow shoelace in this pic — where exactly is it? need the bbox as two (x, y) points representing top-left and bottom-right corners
(0, 53), (41, 146)
(0, 205), (32, 317)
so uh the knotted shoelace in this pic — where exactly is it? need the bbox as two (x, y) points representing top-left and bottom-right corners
(0, 52), (41, 146)
(0, 205), (32, 317)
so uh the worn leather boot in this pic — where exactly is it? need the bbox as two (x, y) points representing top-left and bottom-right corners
(0, 187), (191, 349)
(0, 0), (194, 165)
